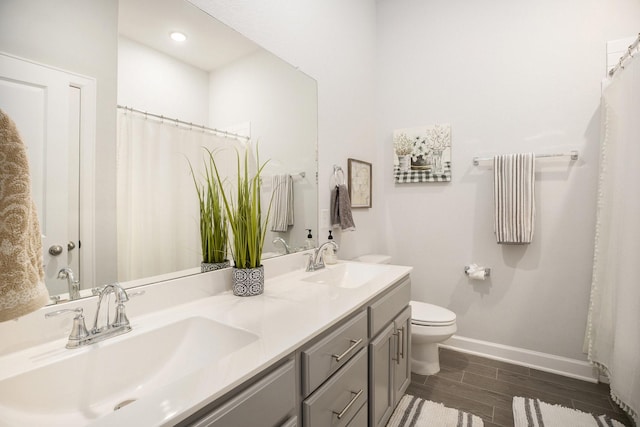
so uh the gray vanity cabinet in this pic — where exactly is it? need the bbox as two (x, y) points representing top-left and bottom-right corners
(179, 275), (411, 427)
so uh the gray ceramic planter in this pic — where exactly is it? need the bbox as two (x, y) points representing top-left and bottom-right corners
(232, 265), (264, 297)
(201, 260), (231, 273)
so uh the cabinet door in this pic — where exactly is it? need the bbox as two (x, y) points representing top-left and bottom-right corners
(369, 323), (395, 427)
(393, 306), (412, 405)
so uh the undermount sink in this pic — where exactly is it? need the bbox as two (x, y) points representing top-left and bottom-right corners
(0, 317), (258, 425)
(302, 262), (390, 289)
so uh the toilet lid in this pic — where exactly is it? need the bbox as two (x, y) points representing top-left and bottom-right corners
(410, 301), (456, 326)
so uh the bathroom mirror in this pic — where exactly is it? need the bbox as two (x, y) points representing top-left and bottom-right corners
(0, 0), (318, 301)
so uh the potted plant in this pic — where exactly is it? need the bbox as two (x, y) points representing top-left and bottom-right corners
(209, 144), (272, 296)
(393, 132), (413, 172)
(411, 134), (431, 170)
(190, 151), (230, 272)
(425, 124), (451, 174)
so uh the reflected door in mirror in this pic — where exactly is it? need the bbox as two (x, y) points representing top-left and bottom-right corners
(0, 54), (95, 297)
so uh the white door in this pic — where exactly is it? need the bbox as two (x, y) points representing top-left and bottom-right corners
(0, 53), (94, 296)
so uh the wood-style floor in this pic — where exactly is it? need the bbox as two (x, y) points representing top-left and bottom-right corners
(407, 347), (633, 427)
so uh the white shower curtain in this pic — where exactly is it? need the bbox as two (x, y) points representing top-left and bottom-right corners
(586, 55), (640, 424)
(116, 111), (245, 282)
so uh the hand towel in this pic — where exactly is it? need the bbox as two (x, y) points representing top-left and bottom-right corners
(493, 153), (535, 244)
(330, 184), (356, 231)
(0, 109), (49, 322)
(270, 174), (294, 232)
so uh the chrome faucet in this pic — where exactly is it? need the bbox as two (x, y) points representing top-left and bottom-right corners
(45, 283), (137, 349)
(57, 267), (81, 300)
(273, 237), (291, 254)
(91, 283), (131, 333)
(305, 241), (339, 272)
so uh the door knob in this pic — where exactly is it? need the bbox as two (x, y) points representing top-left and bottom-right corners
(67, 241), (76, 251)
(48, 245), (64, 256)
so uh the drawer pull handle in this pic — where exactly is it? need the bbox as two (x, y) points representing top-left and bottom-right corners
(333, 389), (363, 419)
(332, 338), (363, 362)
(399, 326), (405, 359)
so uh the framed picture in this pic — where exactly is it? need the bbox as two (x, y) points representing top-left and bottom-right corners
(392, 124), (452, 183)
(348, 158), (372, 208)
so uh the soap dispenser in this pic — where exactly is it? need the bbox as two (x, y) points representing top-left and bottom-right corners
(324, 230), (337, 265)
(305, 229), (315, 249)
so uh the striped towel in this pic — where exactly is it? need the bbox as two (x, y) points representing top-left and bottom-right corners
(387, 394), (484, 427)
(493, 153), (535, 244)
(513, 397), (626, 427)
(270, 174), (294, 232)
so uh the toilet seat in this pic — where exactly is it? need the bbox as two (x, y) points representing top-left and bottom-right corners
(410, 301), (456, 327)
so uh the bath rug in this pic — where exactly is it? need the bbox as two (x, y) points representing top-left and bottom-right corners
(513, 396), (625, 427)
(387, 394), (484, 426)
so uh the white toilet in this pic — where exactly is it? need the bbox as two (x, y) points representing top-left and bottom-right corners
(409, 300), (456, 375)
(352, 254), (457, 376)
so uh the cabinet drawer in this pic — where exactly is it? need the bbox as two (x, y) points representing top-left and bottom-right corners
(368, 278), (410, 337)
(302, 311), (367, 396)
(188, 359), (295, 427)
(303, 348), (368, 427)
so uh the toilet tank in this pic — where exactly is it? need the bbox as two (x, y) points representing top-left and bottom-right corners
(352, 254), (392, 264)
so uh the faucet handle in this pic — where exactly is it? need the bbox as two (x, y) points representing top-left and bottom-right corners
(112, 303), (130, 328)
(45, 307), (83, 318)
(110, 289), (143, 329)
(303, 252), (315, 272)
(45, 308), (89, 348)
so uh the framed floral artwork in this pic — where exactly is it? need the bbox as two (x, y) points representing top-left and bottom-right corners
(348, 158), (372, 208)
(393, 124), (452, 183)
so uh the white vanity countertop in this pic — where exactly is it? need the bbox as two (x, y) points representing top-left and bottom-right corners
(0, 261), (411, 427)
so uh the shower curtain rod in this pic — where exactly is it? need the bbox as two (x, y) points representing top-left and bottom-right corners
(608, 33), (640, 77)
(116, 105), (250, 141)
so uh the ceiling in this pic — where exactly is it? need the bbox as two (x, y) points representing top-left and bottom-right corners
(118, 0), (260, 72)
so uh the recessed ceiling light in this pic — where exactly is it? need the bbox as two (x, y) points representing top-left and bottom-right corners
(170, 31), (187, 42)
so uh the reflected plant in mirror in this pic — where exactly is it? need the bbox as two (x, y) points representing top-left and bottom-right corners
(189, 148), (229, 272)
(0, 0), (318, 303)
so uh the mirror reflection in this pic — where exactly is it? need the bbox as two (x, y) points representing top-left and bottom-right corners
(0, 0), (318, 302)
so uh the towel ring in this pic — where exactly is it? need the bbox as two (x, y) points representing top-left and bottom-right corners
(333, 165), (346, 186)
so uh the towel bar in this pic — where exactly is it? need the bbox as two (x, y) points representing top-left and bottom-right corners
(472, 150), (579, 166)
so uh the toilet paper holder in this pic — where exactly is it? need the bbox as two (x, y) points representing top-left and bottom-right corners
(464, 265), (491, 278)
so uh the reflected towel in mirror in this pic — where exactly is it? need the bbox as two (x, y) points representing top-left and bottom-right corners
(270, 174), (294, 232)
(0, 109), (49, 322)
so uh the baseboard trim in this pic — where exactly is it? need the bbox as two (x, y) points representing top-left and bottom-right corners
(440, 335), (599, 383)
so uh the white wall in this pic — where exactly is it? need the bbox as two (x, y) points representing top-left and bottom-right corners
(377, 0), (640, 360)
(0, 0), (118, 287)
(118, 36), (210, 124)
(189, 0), (381, 258)
(208, 49), (318, 250)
